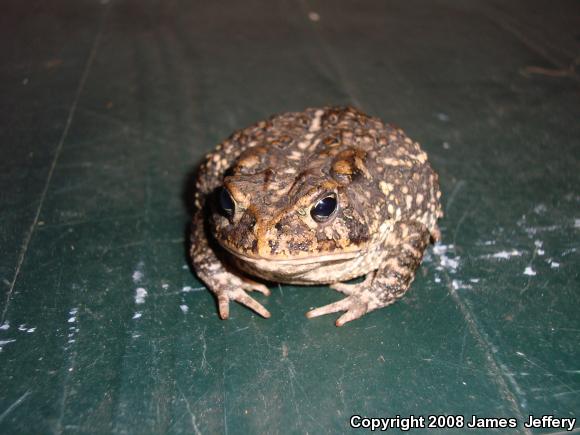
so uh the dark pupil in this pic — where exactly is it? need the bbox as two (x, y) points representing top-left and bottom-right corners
(311, 195), (337, 222)
(219, 188), (235, 216)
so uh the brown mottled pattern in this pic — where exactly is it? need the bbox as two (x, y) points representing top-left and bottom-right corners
(190, 106), (442, 326)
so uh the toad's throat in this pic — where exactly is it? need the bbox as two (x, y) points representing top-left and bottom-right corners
(218, 241), (362, 266)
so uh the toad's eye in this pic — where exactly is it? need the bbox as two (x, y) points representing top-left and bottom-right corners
(218, 187), (235, 217)
(310, 194), (338, 223)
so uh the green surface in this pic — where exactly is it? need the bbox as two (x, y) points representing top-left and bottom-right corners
(1, 0), (579, 433)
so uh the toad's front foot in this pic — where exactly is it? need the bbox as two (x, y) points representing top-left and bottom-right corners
(215, 276), (271, 320)
(306, 273), (380, 326)
(306, 282), (381, 327)
(306, 294), (371, 326)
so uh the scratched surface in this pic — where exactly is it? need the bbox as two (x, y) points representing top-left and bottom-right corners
(1, 0), (579, 433)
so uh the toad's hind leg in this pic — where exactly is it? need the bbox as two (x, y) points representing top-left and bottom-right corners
(306, 221), (431, 326)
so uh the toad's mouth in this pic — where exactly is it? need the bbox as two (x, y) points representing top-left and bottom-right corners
(218, 241), (362, 266)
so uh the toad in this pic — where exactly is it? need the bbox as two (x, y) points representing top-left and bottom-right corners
(190, 106), (443, 326)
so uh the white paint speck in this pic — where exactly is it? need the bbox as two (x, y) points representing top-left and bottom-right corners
(537, 249), (545, 256)
(132, 262), (145, 283)
(181, 286), (204, 293)
(433, 243), (453, 255)
(180, 305), (189, 314)
(550, 261), (560, 268)
(18, 324), (28, 331)
(26, 327), (36, 333)
(0, 321), (9, 330)
(484, 250), (523, 260)
(452, 280), (472, 290)
(132, 270), (144, 284)
(575, 219), (580, 228)
(162, 283), (169, 290)
(64, 311), (80, 350)
(534, 240), (543, 248)
(436, 112), (450, 122)
(182, 264), (188, 270)
(434, 276), (441, 283)
(442, 141), (450, 149)
(432, 243), (460, 273)
(135, 287), (147, 304)
(533, 204), (547, 214)
(523, 225), (559, 236)
(308, 11), (320, 22)
(523, 266), (536, 276)
(441, 257), (459, 271)
(132, 312), (142, 320)
(469, 278), (480, 283)
(0, 339), (16, 352)
(483, 240), (496, 246)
